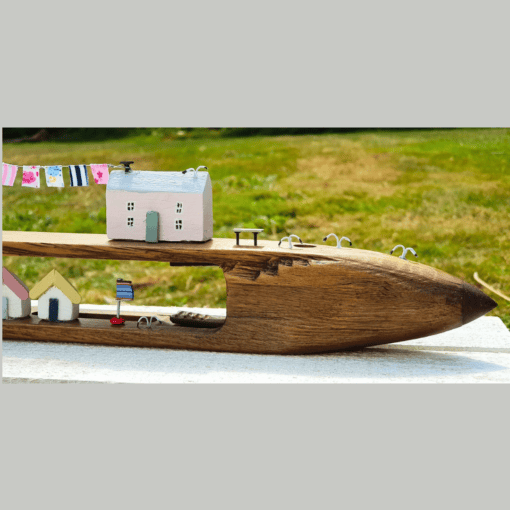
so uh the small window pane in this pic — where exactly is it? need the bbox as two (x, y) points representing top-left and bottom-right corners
(176, 202), (183, 214)
(127, 217), (134, 227)
(175, 219), (182, 230)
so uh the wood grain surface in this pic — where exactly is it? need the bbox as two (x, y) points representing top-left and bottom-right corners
(2, 231), (497, 353)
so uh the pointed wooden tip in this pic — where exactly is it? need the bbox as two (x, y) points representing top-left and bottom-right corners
(461, 282), (498, 325)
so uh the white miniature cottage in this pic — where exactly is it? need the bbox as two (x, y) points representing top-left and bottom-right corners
(2, 267), (31, 319)
(106, 167), (213, 242)
(29, 269), (81, 322)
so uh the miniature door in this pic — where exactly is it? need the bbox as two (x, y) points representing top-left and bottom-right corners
(49, 298), (59, 322)
(146, 211), (159, 243)
(2, 297), (7, 320)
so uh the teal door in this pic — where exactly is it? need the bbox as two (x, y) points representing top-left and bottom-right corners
(2, 297), (7, 320)
(146, 211), (159, 243)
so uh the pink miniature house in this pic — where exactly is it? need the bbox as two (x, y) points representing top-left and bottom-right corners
(106, 169), (213, 242)
(2, 267), (31, 319)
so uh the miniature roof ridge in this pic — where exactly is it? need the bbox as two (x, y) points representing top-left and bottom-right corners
(2, 266), (30, 300)
(106, 170), (209, 194)
(29, 268), (81, 304)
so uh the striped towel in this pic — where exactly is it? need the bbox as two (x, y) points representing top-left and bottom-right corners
(69, 165), (89, 187)
(2, 163), (18, 186)
(90, 164), (109, 184)
(22, 166), (41, 188)
(45, 165), (65, 187)
(116, 281), (134, 300)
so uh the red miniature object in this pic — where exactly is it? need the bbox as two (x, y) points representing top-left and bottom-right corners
(110, 317), (125, 325)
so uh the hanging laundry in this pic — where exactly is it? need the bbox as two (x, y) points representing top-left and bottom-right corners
(90, 164), (109, 184)
(45, 165), (65, 187)
(22, 166), (41, 188)
(2, 163), (18, 186)
(69, 165), (89, 187)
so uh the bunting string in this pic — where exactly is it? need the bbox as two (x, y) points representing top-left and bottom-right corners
(1, 162), (125, 188)
(2, 162), (207, 189)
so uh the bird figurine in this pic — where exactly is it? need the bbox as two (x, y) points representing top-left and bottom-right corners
(278, 235), (303, 249)
(182, 166), (208, 177)
(390, 245), (418, 260)
(323, 233), (352, 248)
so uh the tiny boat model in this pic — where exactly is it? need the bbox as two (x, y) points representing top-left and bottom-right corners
(2, 231), (497, 354)
(170, 311), (226, 329)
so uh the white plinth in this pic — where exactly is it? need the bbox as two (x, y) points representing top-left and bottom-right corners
(2, 305), (510, 383)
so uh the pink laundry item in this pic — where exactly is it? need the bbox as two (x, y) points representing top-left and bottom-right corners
(90, 164), (109, 184)
(2, 163), (18, 186)
(22, 166), (41, 188)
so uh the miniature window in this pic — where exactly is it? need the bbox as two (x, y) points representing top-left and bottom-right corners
(127, 202), (135, 211)
(175, 219), (183, 230)
(127, 217), (134, 227)
(176, 202), (183, 214)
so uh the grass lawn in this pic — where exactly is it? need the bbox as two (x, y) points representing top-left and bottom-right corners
(2, 128), (509, 328)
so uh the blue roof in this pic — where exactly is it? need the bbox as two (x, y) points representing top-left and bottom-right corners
(107, 170), (209, 194)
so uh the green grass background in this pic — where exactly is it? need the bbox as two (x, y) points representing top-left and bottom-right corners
(2, 128), (509, 328)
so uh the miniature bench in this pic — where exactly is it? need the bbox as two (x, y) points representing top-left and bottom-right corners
(233, 228), (264, 246)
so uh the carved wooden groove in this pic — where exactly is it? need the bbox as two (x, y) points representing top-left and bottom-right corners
(2, 231), (497, 354)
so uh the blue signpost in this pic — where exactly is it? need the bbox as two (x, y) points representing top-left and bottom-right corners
(111, 279), (134, 325)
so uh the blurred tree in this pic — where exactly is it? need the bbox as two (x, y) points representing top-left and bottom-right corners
(3, 128), (136, 143)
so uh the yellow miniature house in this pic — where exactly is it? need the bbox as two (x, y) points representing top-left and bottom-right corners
(30, 269), (81, 322)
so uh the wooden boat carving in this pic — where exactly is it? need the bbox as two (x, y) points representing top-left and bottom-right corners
(2, 231), (497, 354)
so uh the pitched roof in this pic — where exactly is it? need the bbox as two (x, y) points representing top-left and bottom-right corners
(29, 269), (81, 304)
(106, 170), (209, 194)
(2, 267), (30, 300)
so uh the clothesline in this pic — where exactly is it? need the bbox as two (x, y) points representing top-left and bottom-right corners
(2, 162), (206, 189)
(3, 164), (125, 169)
(2, 162), (114, 188)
